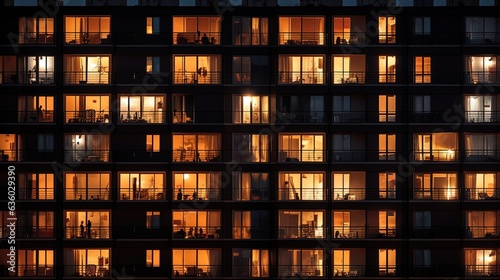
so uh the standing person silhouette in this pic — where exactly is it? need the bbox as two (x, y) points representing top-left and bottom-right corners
(87, 220), (92, 238)
(37, 105), (43, 121)
(80, 221), (85, 238)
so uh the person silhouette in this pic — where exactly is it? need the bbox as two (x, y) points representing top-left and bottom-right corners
(80, 221), (85, 238)
(201, 33), (210, 44)
(177, 188), (182, 200)
(87, 220), (92, 238)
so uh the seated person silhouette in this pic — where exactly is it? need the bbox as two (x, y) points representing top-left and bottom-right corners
(201, 33), (210, 44)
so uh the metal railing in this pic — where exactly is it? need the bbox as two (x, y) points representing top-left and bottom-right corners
(16, 226), (55, 238)
(65, 32), (112, 45)
(278, 226), (325, 238)
(278, 71), (324, 84)
(174, 32), (220, 45)
(173, 226), (221, 239)
(332, 188), (366, 200)
(278, 265), (324, 277)
(464, 188), (500, 200)
(279, 32), (325, 45)
(278, 188), (327, 200)
(17, 187), (54, 200)
(65, 110), (111, 123)
(64, 71), (110, 84)
(465, 150), (500, 161)
(63, 265), (110, 277)
(278, 111), (325, 123)
(112, 226), (166, 239)
(332, 151), (366, 162)
(174, 188), (222, 201)
(413, 187), (460, 200)
(333, 32), (367, 45)
(278, 149), (325, 162)
(173, 149), (221, 162)
(65, 226), (110, 239)
(16, 265), (54, 277)
(118, 110), (165, 123)
(172, 265), (221, 277)
(414, 150), (459, 161)
(465, 111), (500, 123)
(465, 32), (500, 45)
(465, 226), (500, 239)
(18, 110), (54, 123)
(119, 189), (165, 201)
(466, 71), (500, 84)
(64, 150), (110, 163)
(19, 32), (54, 44)
(465, 265), (500, 277)
(65, 188), (110, 201)
(173, 71), (221, 84)
(332, 71), (366, 84)
(333, 226), (366, 239)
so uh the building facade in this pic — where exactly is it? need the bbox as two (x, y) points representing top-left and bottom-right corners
(0, 0), (499, 279)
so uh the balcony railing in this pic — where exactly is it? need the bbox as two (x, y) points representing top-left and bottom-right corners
(279, 150), (325, 162)
(278, 111), (325, 123)
(64, 150), (110, 163)
(17, 265), (54, 277)
(333, 265), (365, 277)
(118, 111), (165, 123)
(332, 188), (366, 200)
(232, 110), (270, 123)
(465, 32), (500, 45)
(278, 226), (325, 238)
(333, 226), (366, 239)
(466, 71), (500, 84)
(65, 32), (112, 45)
(63, 265), (110, 277)
(413, 187), (460, 200)
(278, 188), (327, 200)
(16, 226), (55, 238)
(173, 149), (221, 162)
(466, 226), (500, 239)
(464, 188), (500, 200)
(65, 226), (110, 239)
(332, 71), (365, 84)
(278, 71), (324, 84)
(332, 151), (366, 162)
(65, 188), (110, 201)
(333, 32), (367, 45)
(18, 110), (54, 123)
(173, 226), (221, 239)
(174, 188), (222, 201)
(465, 111), (500, 123)
(174, 32), (220, 45)
(465, 265), (500, 277)
(279, 32), (325, 45)
(17, 187), (54, 200)
(64, 71), (110, 84)
(465, 150), (500, 161)
(19, 32), (54, 44)
(232, 226), (271, 239)
(119, 188), (165, 201)
(172, 265), (221, 277)
(10, 71), (55, 84)
(278, 265), (324, 277)
(414, 150), (459, 161)
(173, 71), (221, 84)
(65, 110), (110, 123)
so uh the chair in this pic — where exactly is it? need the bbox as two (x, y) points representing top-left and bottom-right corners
(86, 265), (96, 277)
(478, 193), (489, 200)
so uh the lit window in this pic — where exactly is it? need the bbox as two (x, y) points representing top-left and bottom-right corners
(333, 172), (366, 200)
(64, 173), (111, 201)
(379, 211), (396, 237)
(333, 16), (367, 45)
(379, 95), (396, 122)
(173, 55), (221, 84)
(379, 134), (396, 160)
(64, 16), (110, 44)
(19, 17), (54, 44)
(278, 211), (324, 238)
(278, 249), (324, 276)
(146, 56), (160, 73)
(278, 55), (324, 84)
(18, 173), (54, 200)
(17, 249), (54, 277)
(332, 55), (365, 84)
(379, 172), (396, 199)
(146, 17), (159, 34)
(278, 172), (325, 200)
(378, 16), (396, 44)
(333, 210), (366, 239)
(172, 211), (221, 239)
(119, 95), (165, 124)
(173, 134), (221, 162)
(379, 56), (396, 83)
(464, 172), (496, 200)
(146, 134), (160, 152)
(233, 95), (269, 124)
(414, 133), (458, 161)
(63, 55), (110, 84)
(119, 173), (165, 201)
(233, 17), (268, 45)
(278, 17), (325, 45)
(173, 172), (221, 201)
(173, 17), (220, 45)
(279, 134), (324, 162)
(64, 210), (110, 239)
(414, 173), (458, 200)
(65, 95), (110, 124)
(232, 249), (269, 277)
(146, 249), (160, 267)
(414, 56), (431, 83)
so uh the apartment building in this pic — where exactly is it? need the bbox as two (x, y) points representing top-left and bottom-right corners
(0, 0), (499, 279)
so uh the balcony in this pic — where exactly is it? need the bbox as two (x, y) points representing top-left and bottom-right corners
(66, 110), (110, 124)
(278, 265), (323, 277)
(279, 32), (324, 45)
(64, 150), (109, 163)
(65, 226), (110, 239)
(278, 188), (326, 200)
(172, 265), (221, 277)
(173, 226), (221, 239)
(174, 32), (220, 45)
(19, 33), (54, 44)
(333, 32), (367, 45)
(17, 226), (54, 239)
(333, 71), (365, 84)
(466, 32), (500, 45)
(465, 265), (500, 277)
(113, 226), (165, 239)
(64, 71), (110, 84)
(174, 188), (222, 201)
(467, 71), (500, 84)
(173, 71), (221, 84)
(65, 187), (110, 201)
(65, 32), (111, 45)
(18, 110), (54, 123)
(279, 111), (325, 123)
(465, 188), (500, 200)
(173, 149), (221, 163)
(465, 150), (500, 162)
(278, 226), (325, 238)
(63, 265), (110, 277)
(466, 226), (500, 239)
(278, 71), (324, 84)
(465, 111), (500, 123)
(333, 226), (366, 239)
(413, 187), (459, 200)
